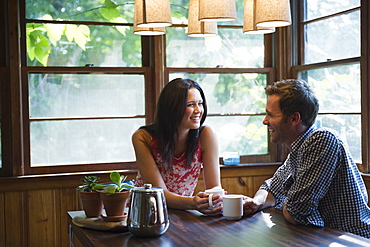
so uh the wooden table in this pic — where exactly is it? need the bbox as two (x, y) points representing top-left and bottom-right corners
(68, 208), (370, 247)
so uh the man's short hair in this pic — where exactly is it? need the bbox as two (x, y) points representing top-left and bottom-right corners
(265, 79), (319, 126)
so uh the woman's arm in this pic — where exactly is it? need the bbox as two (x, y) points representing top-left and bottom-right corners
(132, 129), (198, 210)
(196, 125), (223, 215)
(199, 125), (221, 190)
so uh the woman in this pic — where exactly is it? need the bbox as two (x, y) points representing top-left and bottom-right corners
(132, 78), (222, 215)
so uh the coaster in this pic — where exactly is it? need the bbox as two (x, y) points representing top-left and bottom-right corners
(72, 213), (128, 232)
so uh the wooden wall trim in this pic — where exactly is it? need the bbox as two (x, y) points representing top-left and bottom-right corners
(0, 170), (138, 192)
(360, 0), (370, 173)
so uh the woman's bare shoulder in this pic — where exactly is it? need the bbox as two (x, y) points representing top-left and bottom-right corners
(200, 125), (216, 136)
(199, 125), (218, 145)
(132, 128), (151, 143)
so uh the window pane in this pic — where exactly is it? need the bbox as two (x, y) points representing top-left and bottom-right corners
(205, 116), (268, 156)
(30, 118), (144, 166)
(299, 64), (361, 162)
(298, 64), (360, 113)
(29, 74), (145, 118)
(169, 73), (266, 114)
(304, 0), (360, 21)
(170, 0), (244, 25)
(170, 0), (189, 24)
(304, 10), (360, 64)
(316, 114), (361, 163)
(169, 73), (267, 156)
(166, 27), (264, 68)
(26, 0), (135, 23)
(27, 24), (141, 67)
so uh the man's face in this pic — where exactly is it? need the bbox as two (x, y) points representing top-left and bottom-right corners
(262, 94), (291, 146)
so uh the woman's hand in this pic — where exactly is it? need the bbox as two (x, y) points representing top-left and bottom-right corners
(193, 191), (222, 216)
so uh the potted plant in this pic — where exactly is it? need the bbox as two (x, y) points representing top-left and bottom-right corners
(77, 176), (104, 218)
(100, 171), (135, 219)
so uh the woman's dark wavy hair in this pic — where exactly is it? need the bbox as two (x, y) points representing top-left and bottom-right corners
(265, 79), (319, 126)
(140, 78), (207, 169)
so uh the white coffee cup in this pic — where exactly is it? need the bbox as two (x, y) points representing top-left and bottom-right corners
(205, 187), (224, 208)
(223, 194), (243, 220)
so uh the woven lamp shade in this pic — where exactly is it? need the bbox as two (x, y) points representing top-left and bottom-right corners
(243, 0), (275, 34)
(199, 0), (236, 22)
(135, 0), (172, 28)
(133, 24), (166, 36)
(188, 0), (218, 37)
(255, 0), (291, 28)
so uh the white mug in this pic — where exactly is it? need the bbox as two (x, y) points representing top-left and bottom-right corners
(223, 194), (243, 220)
(205, 187), (224, 208)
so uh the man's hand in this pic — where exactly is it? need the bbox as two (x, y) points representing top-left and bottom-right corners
(243, 196), (262, 215)
(243, 190), (276, 216)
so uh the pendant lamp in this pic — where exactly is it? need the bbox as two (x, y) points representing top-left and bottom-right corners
(243, 0), (275, 34)
(255, 0), (291, 28)
(199, 0), (237, 22)
(135, 0), (172, 28)
(133, 24), (166, 36)
(188, 0), (218, 37)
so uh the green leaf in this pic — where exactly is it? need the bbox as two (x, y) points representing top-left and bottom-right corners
(104, 0), (118, 8)
(110, 171), (121, 185)
(115, 26), (129, 36)
(41, 14), (53, 21)
(104, 184), (118, 193)
(92, 184), (106, 192)
(65, 24), (77, 43)
(100, 7), (120, 21)
(34, 36), (51, 66)
(44, 23), (65, 46)
(26, 35), (35, 61)
(74, 25), (90, 50)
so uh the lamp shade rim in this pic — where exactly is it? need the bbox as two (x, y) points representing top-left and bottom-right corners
(256, 21), (291, 28)
(134, 30), (166, 35)
(200, 17), (236, 22)
(188, 33), (218, 37)
(137, 22), (172, 28)
(243, 29), (275, 34)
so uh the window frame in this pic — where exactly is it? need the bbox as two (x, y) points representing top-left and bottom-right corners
(291, 0), (368, 172)
(1, 0), (286, 177)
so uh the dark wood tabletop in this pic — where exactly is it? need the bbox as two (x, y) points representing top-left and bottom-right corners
(68, 208), (370, 247)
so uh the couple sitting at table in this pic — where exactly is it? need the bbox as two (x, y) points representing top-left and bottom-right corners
(132, 78), (370, 238)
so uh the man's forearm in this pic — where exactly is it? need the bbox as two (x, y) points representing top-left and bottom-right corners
(282, 203), (299, 225)
(254, 189), (276, 211)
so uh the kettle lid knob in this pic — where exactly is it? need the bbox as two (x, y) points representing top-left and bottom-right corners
(144, 184), (152, 189)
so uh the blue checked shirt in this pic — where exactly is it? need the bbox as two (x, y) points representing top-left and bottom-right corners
(260, 126), (370, 238)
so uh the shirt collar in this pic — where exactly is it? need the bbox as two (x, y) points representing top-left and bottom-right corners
(290, 125), (316, 153)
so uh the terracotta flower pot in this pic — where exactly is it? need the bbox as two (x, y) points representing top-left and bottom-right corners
(78, 191), (103, 218)
(100, 190), (131, 217)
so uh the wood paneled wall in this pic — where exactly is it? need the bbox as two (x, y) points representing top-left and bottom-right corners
(0, 166), (369, 247)
(0, 170), (137, 247)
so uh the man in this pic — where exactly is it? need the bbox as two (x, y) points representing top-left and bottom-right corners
(243, 79), (370, 238)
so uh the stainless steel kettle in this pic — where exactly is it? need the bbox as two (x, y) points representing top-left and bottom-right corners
(127, 184), (169, 237)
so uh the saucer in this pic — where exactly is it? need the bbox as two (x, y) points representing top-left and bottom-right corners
(101, 212), (128, 222)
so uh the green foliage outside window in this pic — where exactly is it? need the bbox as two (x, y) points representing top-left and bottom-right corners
(26, 0), (137, 66)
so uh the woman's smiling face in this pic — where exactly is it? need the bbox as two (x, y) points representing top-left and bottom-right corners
(179, 87), (204, 131)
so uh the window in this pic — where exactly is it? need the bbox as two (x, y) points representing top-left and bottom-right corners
(166, 0), (276, 163)
(292, 0), (361, 162)
(2, 0), (278, 176)
(23, 0), (147, 174)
